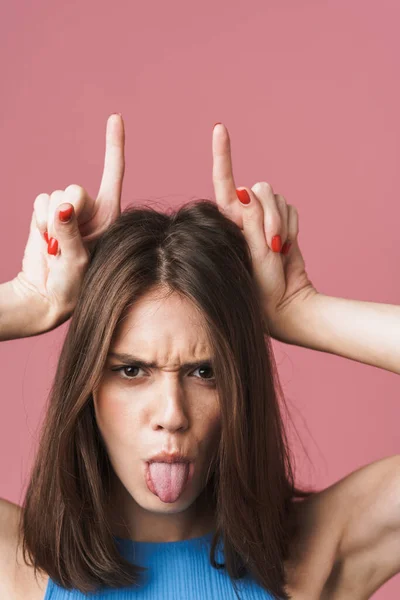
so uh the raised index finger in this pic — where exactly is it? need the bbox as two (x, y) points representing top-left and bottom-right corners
(96, 114), (125, 205)
(212, 123), (238, 210)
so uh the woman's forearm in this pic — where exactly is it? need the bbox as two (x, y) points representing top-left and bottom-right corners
(282, 293), (400, 375)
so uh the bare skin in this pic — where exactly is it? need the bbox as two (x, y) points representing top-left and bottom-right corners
(1, 452), (400, 599)
(1, 118), (400, 598)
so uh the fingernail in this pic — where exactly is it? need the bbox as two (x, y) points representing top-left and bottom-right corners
(281, 241), (292, 255)
(44, 230), (49, 243)
(272, 235), (282, 253)
(213, 122), (222, 129)
(236, 189), (251, 205)
(48, 238), (58, 255)
(59, 205), (73, 222)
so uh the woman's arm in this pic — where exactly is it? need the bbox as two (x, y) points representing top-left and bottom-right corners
(280, 292), (400, 375)
(0, 115), (125, 344)
(210, 124), (400, 376)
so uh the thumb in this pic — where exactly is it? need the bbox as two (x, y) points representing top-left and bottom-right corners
(53, 203), (89, 262)
(238, 187), (271, 262)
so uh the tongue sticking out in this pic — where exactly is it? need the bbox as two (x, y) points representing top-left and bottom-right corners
(148, 462), (190, 503)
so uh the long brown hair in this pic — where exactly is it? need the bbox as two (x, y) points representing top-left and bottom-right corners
(19, 198), (315, 600)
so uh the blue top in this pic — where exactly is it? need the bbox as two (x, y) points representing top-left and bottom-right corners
(43, 530), (275, 598)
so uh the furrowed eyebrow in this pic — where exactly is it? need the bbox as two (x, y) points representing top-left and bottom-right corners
(107, 352), (214, 370)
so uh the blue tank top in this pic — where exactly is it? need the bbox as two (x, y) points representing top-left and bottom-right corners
(43, 530), (275, 598)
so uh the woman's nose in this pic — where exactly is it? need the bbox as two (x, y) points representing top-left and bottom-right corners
(150, 380), (189, 432)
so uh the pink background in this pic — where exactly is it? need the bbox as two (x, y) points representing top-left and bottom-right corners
(1, 0), (399, 597)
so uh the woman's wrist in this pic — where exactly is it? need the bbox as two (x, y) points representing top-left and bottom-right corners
(0, 277), (52, 341)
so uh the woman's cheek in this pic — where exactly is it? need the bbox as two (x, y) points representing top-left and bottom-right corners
(94, 385), (139, 439)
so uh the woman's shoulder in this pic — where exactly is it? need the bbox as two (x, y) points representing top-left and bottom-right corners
(0, 498), (49, 600)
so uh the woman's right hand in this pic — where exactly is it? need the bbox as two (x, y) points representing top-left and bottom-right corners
(9, 113), (125, 336)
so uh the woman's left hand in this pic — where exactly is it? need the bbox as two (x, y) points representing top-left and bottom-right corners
(212, 123), (318, 344)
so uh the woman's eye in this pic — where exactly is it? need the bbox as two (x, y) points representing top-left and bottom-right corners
(112, 365), (144, 380)
(192, 365), (215, 381)
(111, 364), (215, 382)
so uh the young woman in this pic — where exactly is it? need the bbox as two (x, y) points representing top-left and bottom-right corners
(0, 114), (399, 600)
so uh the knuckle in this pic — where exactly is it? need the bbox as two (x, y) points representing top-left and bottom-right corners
(33, 193), (49, 209)
(75, 257), (89, 273)
(64, 183), (85, 198)
(251, 182), (262, 193)
(253, 181), (273, 194)
(50, 190), (64, 203)
(275, 199), (288, 220)
(262, 181), (273, 193)
(77, 250), (90, 268)
(33, 192), (49, 203)
(276, 194), (287, 205)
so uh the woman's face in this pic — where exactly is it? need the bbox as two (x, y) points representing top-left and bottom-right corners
(92, 288), (222, 540)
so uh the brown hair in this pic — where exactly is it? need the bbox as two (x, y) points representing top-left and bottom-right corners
(19, 198), (315, 600)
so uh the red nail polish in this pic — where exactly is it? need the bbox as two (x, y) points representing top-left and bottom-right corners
(236, 189), (251, 205)
(281, 241), (292, 255)
(59, 206), (73, 222)
(44, 230), (49, 243)
(272, 235), (282, 253)
(48, 238), (58, 255)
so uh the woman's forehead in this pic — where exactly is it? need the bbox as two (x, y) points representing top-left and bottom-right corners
(111, 292), (212, 358)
